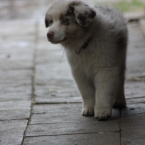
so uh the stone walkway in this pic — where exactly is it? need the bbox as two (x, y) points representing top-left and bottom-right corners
(0, 0), (145, 145)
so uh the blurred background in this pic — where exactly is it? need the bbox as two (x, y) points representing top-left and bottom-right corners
(0, 0), (144, 20)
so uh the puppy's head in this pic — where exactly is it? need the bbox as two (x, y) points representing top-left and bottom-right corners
(45, 0), (96, 44)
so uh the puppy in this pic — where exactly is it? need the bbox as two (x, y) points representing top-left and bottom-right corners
(45, 0), (128, 120)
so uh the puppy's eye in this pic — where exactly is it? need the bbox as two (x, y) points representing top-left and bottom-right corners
(62, 18), (70, 25)
(49, 20), (53, 25)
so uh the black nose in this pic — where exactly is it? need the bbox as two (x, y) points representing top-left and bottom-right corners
(47, 31), (54, 39)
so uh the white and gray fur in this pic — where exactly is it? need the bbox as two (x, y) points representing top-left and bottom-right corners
(45, 0), (128, 121)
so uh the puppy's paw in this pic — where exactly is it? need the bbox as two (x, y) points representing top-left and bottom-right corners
(94, 107), (111, 121)
(82, 107), (94, 116)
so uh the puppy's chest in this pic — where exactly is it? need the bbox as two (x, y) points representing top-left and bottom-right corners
(67, 51), (100, 77)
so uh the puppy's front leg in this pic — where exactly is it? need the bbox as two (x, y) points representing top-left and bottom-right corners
(72, 71), (95, 116)
(94, 68), (119, 121)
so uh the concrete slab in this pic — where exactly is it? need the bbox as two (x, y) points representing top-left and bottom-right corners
(125, 81), (145, 99)
(0, 120), (28, 145)
(121, 113), (145, 145)
(31, 104), (120, 124)
(0, 109), (30, 121)
(26, 119), (120, 136)
(0, 100), (31, 110)
(0, 20), (35, 37)
(121, 103), (145, 145)
(0, 19), (34, 144)
(122, 103), (145, 116)
(24, 132), (120, 145)
(126, 23), (145, 79)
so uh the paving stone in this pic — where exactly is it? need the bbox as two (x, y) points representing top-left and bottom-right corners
(31, 104), (120, 124)
(125, 81), (145, 99)
(0, 70), (32, 82)
(35, 62), (72, 80)
(122, 103), (145, 116)
(0, 100), (31, 110)
(26, 117), (120, 136)
(35, 79), (81, 103)
(0, 81), (31, 90)
(0, 21), (35, 71)
(35, 46), (81, 103)
(126, 23), (145, 79)
(127, 98), (145, 104)
(0, 49), (34, 62)
(24, 132), (120, 145)
(0, 38), (34, 50)
(35, 96), (82, 104)
(36, 46), (66, 64)
(0, 61), (33, 70)
(0, 93), (31, 101)
(31, 109), (120, 124)
(2, 40), (32, 51)
(0, 109), (30, 121)
(0, 20), (35, 37)
(0, 120), (28, 145)
(35, 48), (71, 80)
(121, 113), (145, 145)
(0, 85), (31, 94)
(0, 19), (34, 144)
(27, 105), (120, 136)
(33, 104), (81, 114)
(121, 103), (145, 144)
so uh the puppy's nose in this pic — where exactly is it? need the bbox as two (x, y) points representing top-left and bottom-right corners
(47, 31), (54, 39)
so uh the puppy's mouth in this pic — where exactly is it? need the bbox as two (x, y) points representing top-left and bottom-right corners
(48, 38), (67, 44)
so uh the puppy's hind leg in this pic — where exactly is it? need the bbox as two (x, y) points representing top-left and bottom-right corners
(72, 71), (95, 116)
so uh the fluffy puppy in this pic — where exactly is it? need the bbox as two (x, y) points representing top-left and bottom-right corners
(45, 0), (128, 121)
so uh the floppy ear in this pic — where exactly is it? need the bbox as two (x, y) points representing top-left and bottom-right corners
(69, 1), (96, 27)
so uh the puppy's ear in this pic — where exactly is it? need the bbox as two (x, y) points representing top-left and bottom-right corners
(69, 1), (96, 27)
(45, 15), (49, 28)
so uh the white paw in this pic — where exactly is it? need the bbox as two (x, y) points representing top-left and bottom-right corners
(82, 107), (94, 116)
(94, 107), (112, 121)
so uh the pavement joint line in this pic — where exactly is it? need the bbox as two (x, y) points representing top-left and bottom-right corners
(34, 102), (82, 105)
(24, 131), (120, 138)
(0, 118), (29, 122)
(1, 67), (34, 71)
(126, 96), (145, 100)
(119, 109), (123, 145)
(127, 102), (145, 105)
(29, 123), (58, 125)
(126, 79), (145, 82)
(21, 20), (39, 145)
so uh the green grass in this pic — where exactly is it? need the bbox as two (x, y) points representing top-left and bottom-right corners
(97, 0), (145, 12)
